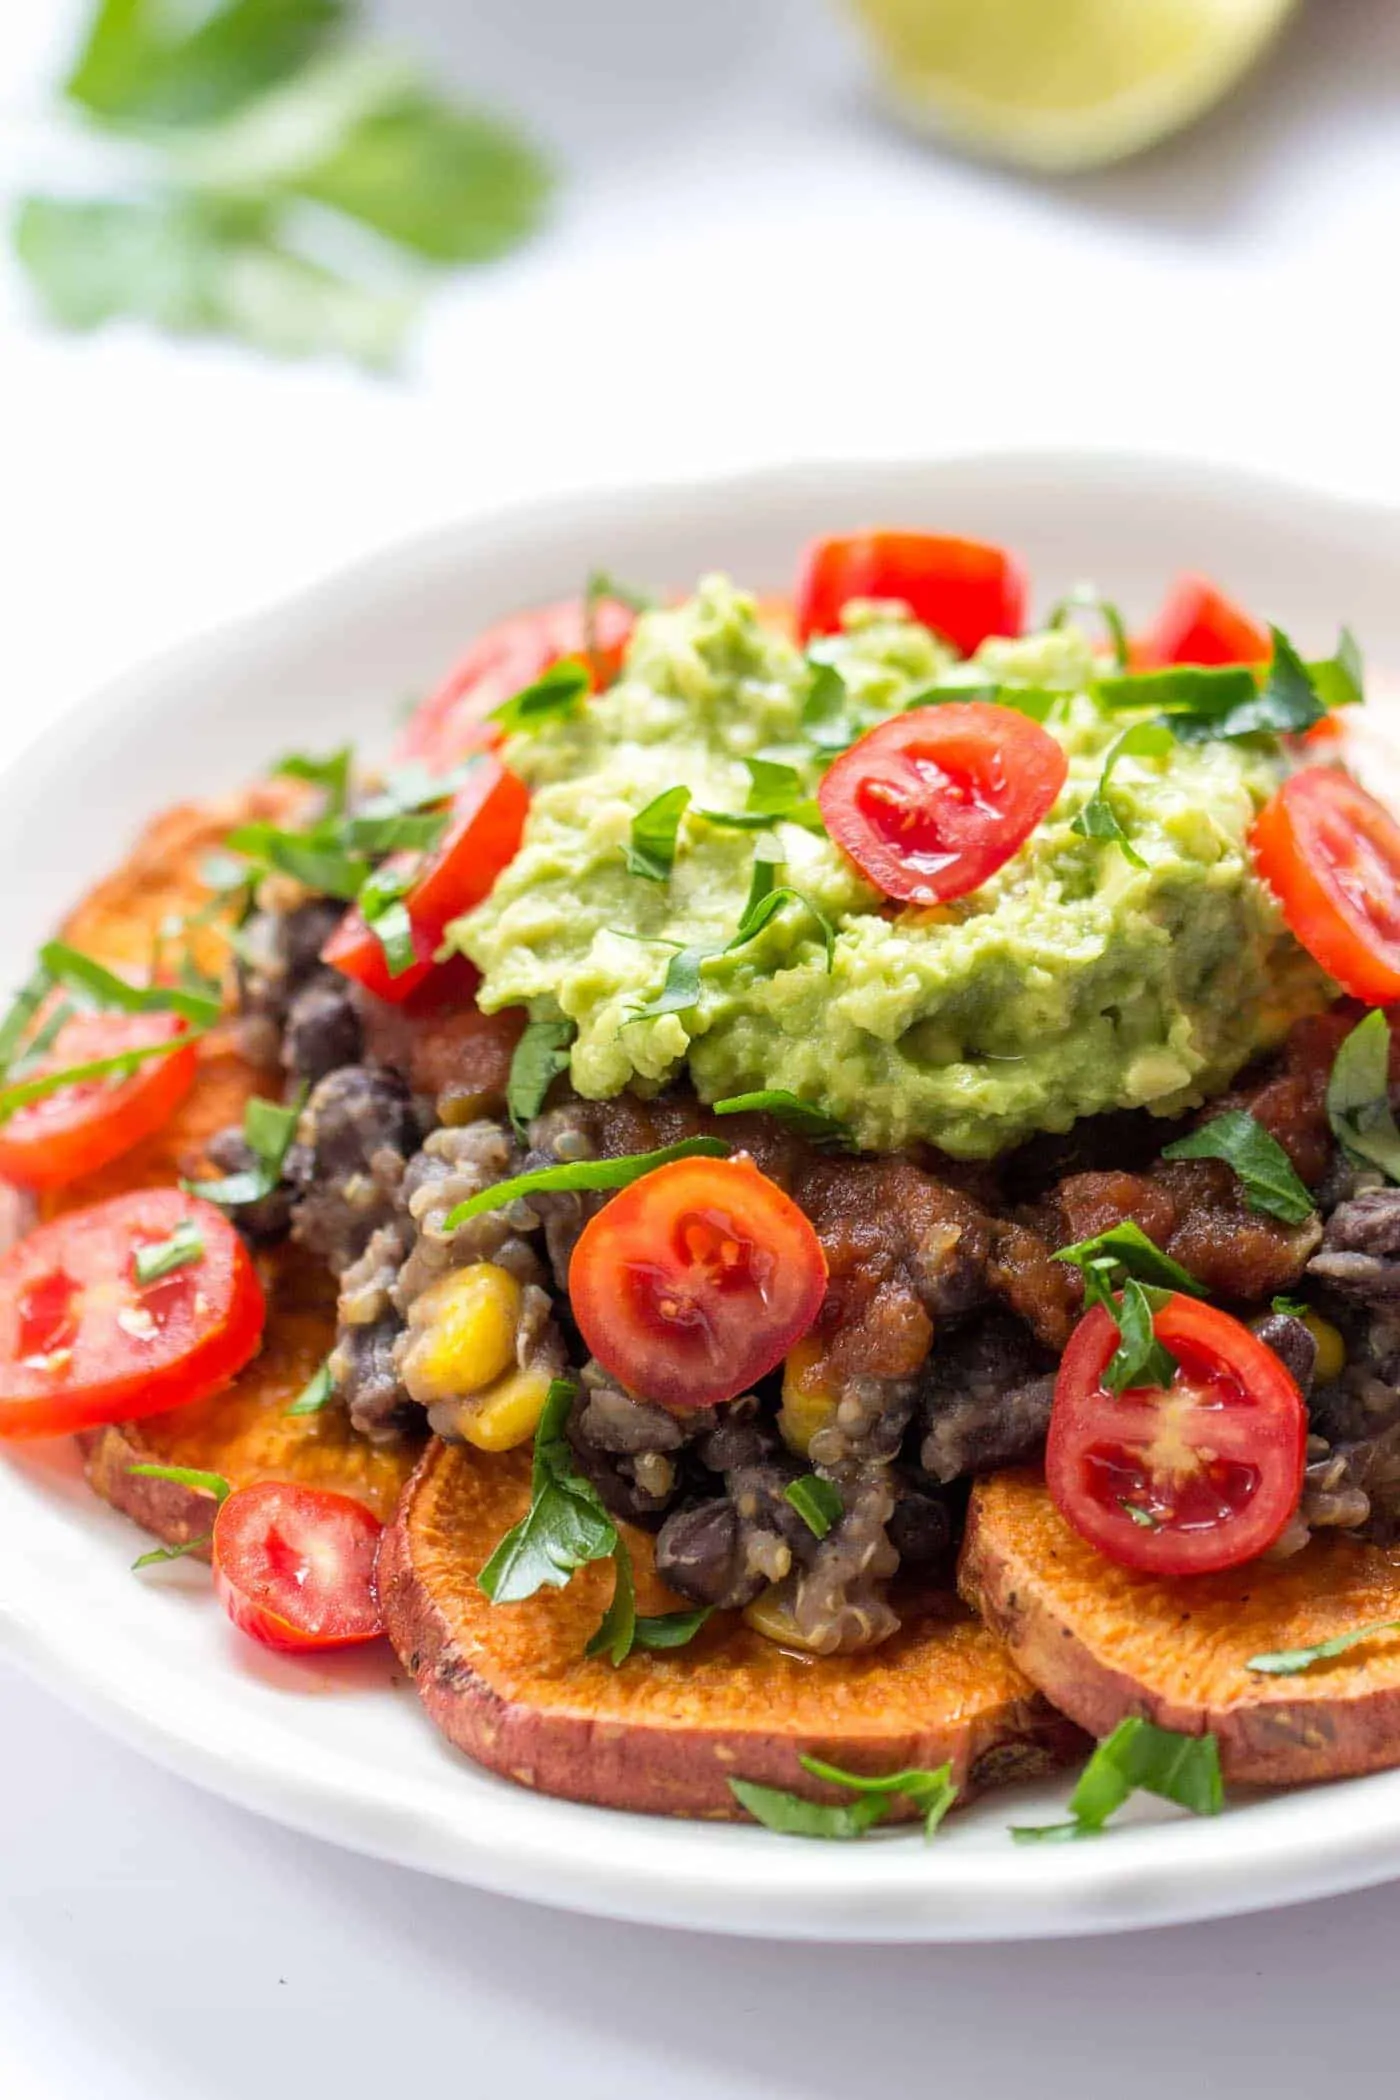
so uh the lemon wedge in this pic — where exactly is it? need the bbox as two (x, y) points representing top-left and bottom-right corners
(847, 0), (1298, 171)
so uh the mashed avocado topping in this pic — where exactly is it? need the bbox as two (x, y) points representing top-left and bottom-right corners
(454, 578), (1331, 1158)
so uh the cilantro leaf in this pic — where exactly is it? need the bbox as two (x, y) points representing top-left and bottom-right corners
(507, 1017), (575, 1136)
(39, 941), (221, 1027)
(274, 744), (352, 817)
(442, 1136), (729, 1231)
(133, 1220), (204, 1286)
(490, 658), (591, 736)
(0, 966), (57, 1080)
(1161, 1109), (1314, 1225)
(784, 1475), (844, 1538)
(128, 1462), (232, 1501)
(68, 0), (349, 133)
(477, 1380), (617, 1604)
(696, 758), (823, 835)
(711, 1091), (853, 1147)
(1048, 585), (1130, 670)
(184, 1089), (302, 1204)
(631, 1605), (713, 1652)
(1327, 1011), (1400, 1182)
(285, 1360), (335, 1417)
(1307, 629), (1365, 713)
(730, 1756), (958, 1841)
(1095, 664), (1258, 718)
(584, 1536), (636, 1665)
(1053, 1220), (1204, 1302)
(1103, 1279), (1177, 1396)
(0, 1036), (201, 1125)
(1167, 626), (1325, 744)
(133, 1535), (214, 1570)
(356, 864), (418, 979)
(1070, 722), (1174, 866)
(728, 1779), (888, 1841)
(620, 942), (714, 1027)
(1012, 1719), (1223, 1842)
(801, 660), (861, 753)
(626, 787), (692, 882)
(15, 193), (413, 371)
(1247, 1619), (1400, 1677)
(799, 1756), (958, 1842)
(224, 818), (369, 899)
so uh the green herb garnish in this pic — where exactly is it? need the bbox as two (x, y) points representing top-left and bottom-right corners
(223, 820), (369, 900)
(184, 1090), (302, 1205)
(1048, 585), (1130, 670)
(1012, 1718), (1223, 1842)
(1247, 1619), (1400, 1676)
(622, 848), (834, 1029)
(1053, 1220), (1204, 1306)
(286, 1360), (336, 1417)
(696, 757), (822, 834)
(625, 786), (692, 882)
(800, 660), (861, 753)
(490, 658), (591, 736)
(17, 4), (551, 370)
(442, 1136), (728, 1232)
(1070, 722), (1174, 867)
(39, 941), (221, 1027)
(0, 1037), (200, 1124)
(133, 1220), (204, 1285)
(1102, 1278), (1177, 1396)
(1161, 1109), (1314, 1225)
(0, 966), (58, 1079)
(506, 1016), (575, 1136)
(355, 862), (419, 979)
(128, 1461), (232, 1570)
(275, 745), (352, 817)
(1327, 1010), (1400, 1182)
(711, 1091), (853, 1147)
(730, 1755), (958, 1842)
(631, 1604), (713, 1652)
(478, 1379), (616, 1602)
(784, 1475), (843, 1538)
(1271, 1295), (1310, 1319)
(1307, 629), (1365, 714)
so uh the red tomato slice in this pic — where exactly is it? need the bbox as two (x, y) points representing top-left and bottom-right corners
(323, 756), (529, 1004)
(817, 702), (1067, 905)
(0, 1191), (264, 1439)
(0, 1012), (197, 1191)
(795, 532), (1027, 657)
(1046, 1294), (1306, 1576)
(212, 1481), (384, 1652)
(569, 1157), (828, 1410)
(1250, 766), (1400, 1005)
(392, 598), (637, 773)
(1134, 575), (1270, 669)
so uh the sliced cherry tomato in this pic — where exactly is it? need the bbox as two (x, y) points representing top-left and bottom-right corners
(393, 598), (637, 773)
(1134, 575), (1270, 669)
(569, 1157), (828, 1411)
(211, 1481), (384, 1652)
(795, 532), (1027, 657)
(1250, 766), (1400, 1005)
(0, 1190), (264, 1439)
(323, 756), (529, 1003)
(1046, 1294), (1306, 1576)
(0, 1011), (197, 1191)
(817, 702), (1067, 905)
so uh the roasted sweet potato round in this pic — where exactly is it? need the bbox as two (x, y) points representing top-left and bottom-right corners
(380, 1437), (1085, 1820)
(961, 1469), (1400, 1786)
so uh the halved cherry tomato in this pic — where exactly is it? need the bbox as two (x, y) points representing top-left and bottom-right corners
(211, 1481), (383, 1652)
(569, 1157), (828, 1410)
(1250, 766), (1400, 1005)
(1134, 575), (1270, 669)
(795, 532), (1027, 657)
(0, 1012), (197, 1191)
(0, 1190), (264, 1439)
(323, 756), (529, 1003)
(393, 598), (637, 774)
(1046, 1294), (1306, 1576)
(817, 702), (1067, 905)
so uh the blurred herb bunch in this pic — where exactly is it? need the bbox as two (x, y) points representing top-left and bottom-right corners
(14, 0), (552, 370)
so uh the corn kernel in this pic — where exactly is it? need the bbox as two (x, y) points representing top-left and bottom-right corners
(400, 1262), (521, 1404)
(778, 1335), (837, 1456)
(457, 1364), (554, 1451)
(1303, 1310), (1346, 1386)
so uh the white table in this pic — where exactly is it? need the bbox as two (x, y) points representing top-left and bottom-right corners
(3, 2), (1400, 2092)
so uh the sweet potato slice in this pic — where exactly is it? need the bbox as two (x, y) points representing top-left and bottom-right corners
(961, 1469), (1400, 1786)
(12, 785), (422, 1548)
(379, 1438), (1084, 1819)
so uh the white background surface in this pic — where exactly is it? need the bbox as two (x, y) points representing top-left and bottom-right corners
(3, 1), (1400, 2094)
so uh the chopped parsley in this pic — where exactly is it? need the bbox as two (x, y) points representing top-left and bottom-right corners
(730, 1755), (958, 1842)
(184, 1090), (302, 1206)
(1327, 1010), (1400, 1183)
(506, 1016), (575, 1136)
(1070, 722), (1174, 867)
(625, 786), (692, 882)
(489, 658), (591, 736)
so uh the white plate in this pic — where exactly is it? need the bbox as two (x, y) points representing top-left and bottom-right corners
(4, 450), (1400, 1943)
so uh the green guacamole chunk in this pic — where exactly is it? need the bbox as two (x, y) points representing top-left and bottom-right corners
(454, 577), (1331, 1158)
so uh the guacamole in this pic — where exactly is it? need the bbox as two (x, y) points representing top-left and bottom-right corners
(455, 578), (1330, 1157)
